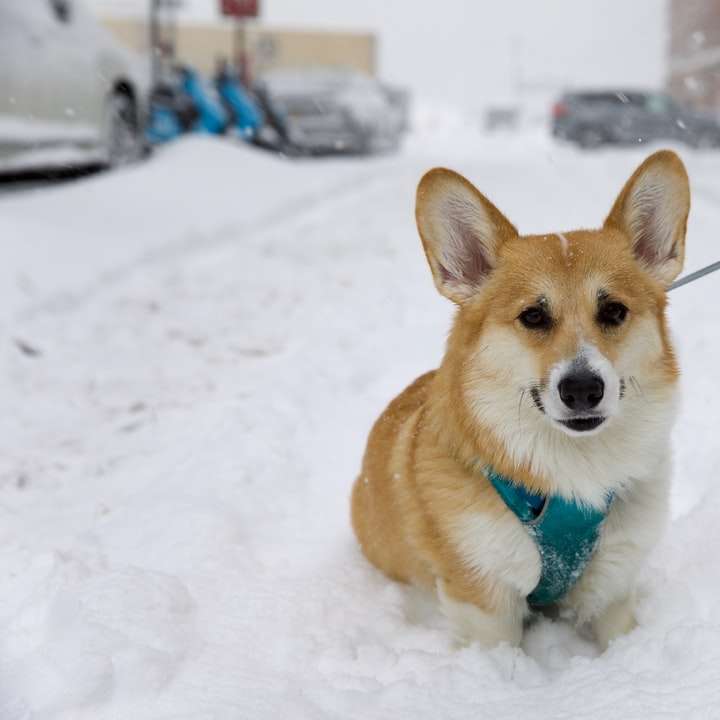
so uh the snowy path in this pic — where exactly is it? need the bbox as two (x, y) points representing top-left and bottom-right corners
(1, 133), (720, 719)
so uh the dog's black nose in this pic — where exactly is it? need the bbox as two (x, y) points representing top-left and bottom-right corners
(558, 371), (604, 411)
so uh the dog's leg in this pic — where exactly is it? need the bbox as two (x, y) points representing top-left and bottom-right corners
(436, 578), (524, 648)
(593, 593), (637, 650)
(566, 456), (670, 648)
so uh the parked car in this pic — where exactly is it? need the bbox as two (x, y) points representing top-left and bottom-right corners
(0, 0), (149, 173)
(383, 85), (411, 132)
(552, 90), (720, 149)
(254, 68), (405, 156)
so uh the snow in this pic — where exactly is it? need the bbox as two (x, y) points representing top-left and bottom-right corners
(1, 122), (720, 718)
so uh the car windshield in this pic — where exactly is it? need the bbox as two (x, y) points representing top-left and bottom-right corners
(278, 95), (336, 116)
(645, 93), (678, 113)
(568, 92), (646, 106)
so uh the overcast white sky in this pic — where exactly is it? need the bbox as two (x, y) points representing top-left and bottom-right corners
(88, 0), (669, 112)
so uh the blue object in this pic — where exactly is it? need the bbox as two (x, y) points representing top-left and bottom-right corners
(146, 105), (184, 144)
(216, 75), (263, 138)
(485, 467), (613, 608)
(179, 68), (229, 135)
(146, 67), (230, 145)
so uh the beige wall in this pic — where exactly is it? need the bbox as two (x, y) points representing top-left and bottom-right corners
(103, 18), (151, 54)
(250, 28), (375, 77)
(103, 19), (376, 78)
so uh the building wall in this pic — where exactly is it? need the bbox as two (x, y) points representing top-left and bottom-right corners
(251, 28), (375, 77)
(102, 18), (376, 78)
(670, 0), (720, 56)
(668, 0), (720, 111)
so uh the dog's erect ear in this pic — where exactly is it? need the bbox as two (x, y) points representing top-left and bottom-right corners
(415, 168), (518, 303)
(604, 150), (690, 286)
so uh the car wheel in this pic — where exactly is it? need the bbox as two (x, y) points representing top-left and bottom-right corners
(103, 90), (141, 168)
(577, 127), (605, 149)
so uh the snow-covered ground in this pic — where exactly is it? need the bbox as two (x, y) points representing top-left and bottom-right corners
(1, 127), (720, 719)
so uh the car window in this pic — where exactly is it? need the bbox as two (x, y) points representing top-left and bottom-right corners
(646, 94), (671, 113)
(569, 93), (645, 107)
(575, 93), (624, 105)
(280, 96), (331, 116)
(615, 92), (647, 107)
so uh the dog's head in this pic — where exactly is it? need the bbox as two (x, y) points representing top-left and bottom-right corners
(416, 151), (689, 454)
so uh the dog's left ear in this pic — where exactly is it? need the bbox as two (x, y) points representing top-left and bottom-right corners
(415, 168), (518, 303)
(604, 150), (690, 286)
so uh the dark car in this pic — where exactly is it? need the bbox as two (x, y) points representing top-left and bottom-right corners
(552, 90), (720, 149)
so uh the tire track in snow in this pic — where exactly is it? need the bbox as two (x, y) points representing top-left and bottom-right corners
(10, 162), (405, 326)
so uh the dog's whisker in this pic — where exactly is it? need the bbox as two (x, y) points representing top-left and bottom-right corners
(517, 388), (526, 423)
(629, 375), (645, 399)
(524, 381), (546, 415)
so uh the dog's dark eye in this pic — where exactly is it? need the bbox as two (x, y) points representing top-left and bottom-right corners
(519, 306), (552, 330)
(597, 301), (628, 327)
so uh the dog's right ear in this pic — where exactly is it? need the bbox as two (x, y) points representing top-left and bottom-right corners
(604, 150), (690, 287)
(415, 168), (518, 303)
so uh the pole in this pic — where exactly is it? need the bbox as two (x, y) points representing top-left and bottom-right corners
(233, 18), (239, 72)
(150, 0), (160, 87)
(168, 3), (177, 62)
(234, 19), (249, 85)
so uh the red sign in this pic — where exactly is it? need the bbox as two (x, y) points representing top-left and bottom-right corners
(220, 0), (259, 17)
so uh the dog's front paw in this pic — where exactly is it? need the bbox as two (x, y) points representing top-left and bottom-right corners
(593, 595), (637, 650)
(437, 579), (523, 648)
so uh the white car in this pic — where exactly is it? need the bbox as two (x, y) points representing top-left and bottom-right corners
(0, 0), (149, 173)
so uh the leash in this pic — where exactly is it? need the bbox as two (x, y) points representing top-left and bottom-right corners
(669, 259), (720, 291)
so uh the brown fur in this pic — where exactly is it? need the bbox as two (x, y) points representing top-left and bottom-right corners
(351, 151), (688, 619)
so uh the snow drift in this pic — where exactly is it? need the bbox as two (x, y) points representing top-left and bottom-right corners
(1, 130), (719, 719)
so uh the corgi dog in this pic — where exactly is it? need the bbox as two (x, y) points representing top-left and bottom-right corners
(351, 150), (689, 650)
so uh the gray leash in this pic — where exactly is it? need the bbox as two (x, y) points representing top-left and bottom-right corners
(669, 260), (720, 291)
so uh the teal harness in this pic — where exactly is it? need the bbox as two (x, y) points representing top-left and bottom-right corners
(485, 467), (613, 608)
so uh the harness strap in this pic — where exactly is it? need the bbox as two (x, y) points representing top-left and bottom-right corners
(485, 467), (613, 608)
